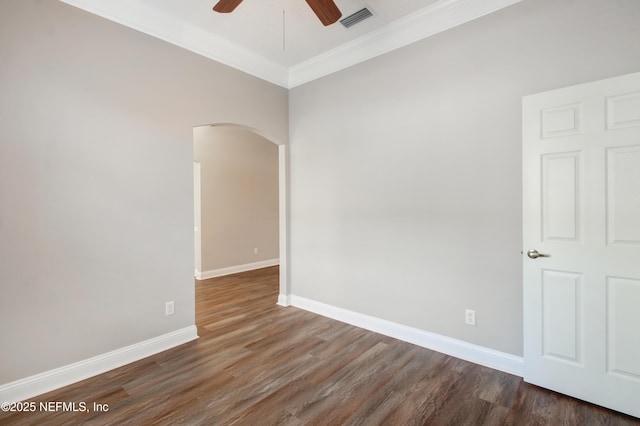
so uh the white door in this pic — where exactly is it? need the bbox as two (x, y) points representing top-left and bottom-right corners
(523, 72), (640, 418)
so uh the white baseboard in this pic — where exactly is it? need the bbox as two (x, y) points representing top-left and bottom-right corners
(277, 294), (290, 307)
(196, 259), (279, 280)
(0, 325), (199, 403)
(289, 296), (523, 377)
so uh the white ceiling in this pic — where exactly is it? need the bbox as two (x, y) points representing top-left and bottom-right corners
(171, 0), (442, 67)
(59, 0), (523, 87)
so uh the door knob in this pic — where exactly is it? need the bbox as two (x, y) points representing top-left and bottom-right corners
(527, 249), (550, 259)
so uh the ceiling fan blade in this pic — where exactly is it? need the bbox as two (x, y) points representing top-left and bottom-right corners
(305, 0), (342, 26)
(213, 0), (244, 13)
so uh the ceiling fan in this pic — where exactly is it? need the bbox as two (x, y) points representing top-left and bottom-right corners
(212, 0), (343, 26)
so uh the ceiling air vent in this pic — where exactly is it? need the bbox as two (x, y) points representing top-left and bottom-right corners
(340, 7), (374, 28)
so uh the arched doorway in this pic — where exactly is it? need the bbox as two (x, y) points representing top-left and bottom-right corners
(193, 123), (289, 305)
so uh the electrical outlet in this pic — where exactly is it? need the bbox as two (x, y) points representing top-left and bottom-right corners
(253, 247), (259, 255)
(465, 309), (476, 326)
(165, 301), (175, 316)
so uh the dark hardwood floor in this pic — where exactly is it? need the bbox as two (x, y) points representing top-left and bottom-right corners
(2, 266), (639, 425)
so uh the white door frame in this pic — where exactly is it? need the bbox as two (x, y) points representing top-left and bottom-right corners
(193, 161), (202, 277)
(277, 143), (290, 305)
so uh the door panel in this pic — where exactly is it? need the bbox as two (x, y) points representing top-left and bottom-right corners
(541, 270), (583, 364)
(606, 146), (640, 245)
(607, 276), (640, 379)
(541, 102), (582, 138)
(606, 92), (640, 130)
(523, 72), (640, 418)
(542, 152), (582, 241)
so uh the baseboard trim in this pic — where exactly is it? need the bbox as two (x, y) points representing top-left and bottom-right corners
(289, 295), (523, 377)
(196, 259), (279, 280)
(0, 325), (199, 403)
(277, 294), (290, 307)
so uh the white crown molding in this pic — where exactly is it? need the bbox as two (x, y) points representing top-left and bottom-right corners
(58, 0), (289, 87)
(196, 259), (279, 280)
(58, 0), (523, 88)
(290, 295), (523, 376)
(0, 326), (198, 403)
(288, 0), (524, 87)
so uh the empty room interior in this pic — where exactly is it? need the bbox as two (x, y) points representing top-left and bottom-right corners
(1, 0), (640, 423)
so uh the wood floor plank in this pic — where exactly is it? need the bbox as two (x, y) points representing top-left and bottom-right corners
(2, 265), (639, 425)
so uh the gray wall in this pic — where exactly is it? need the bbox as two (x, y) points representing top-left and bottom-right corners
(193, 126), (279, 273)
(289, 0), (640, 356)
(0, 0), (287, 384)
